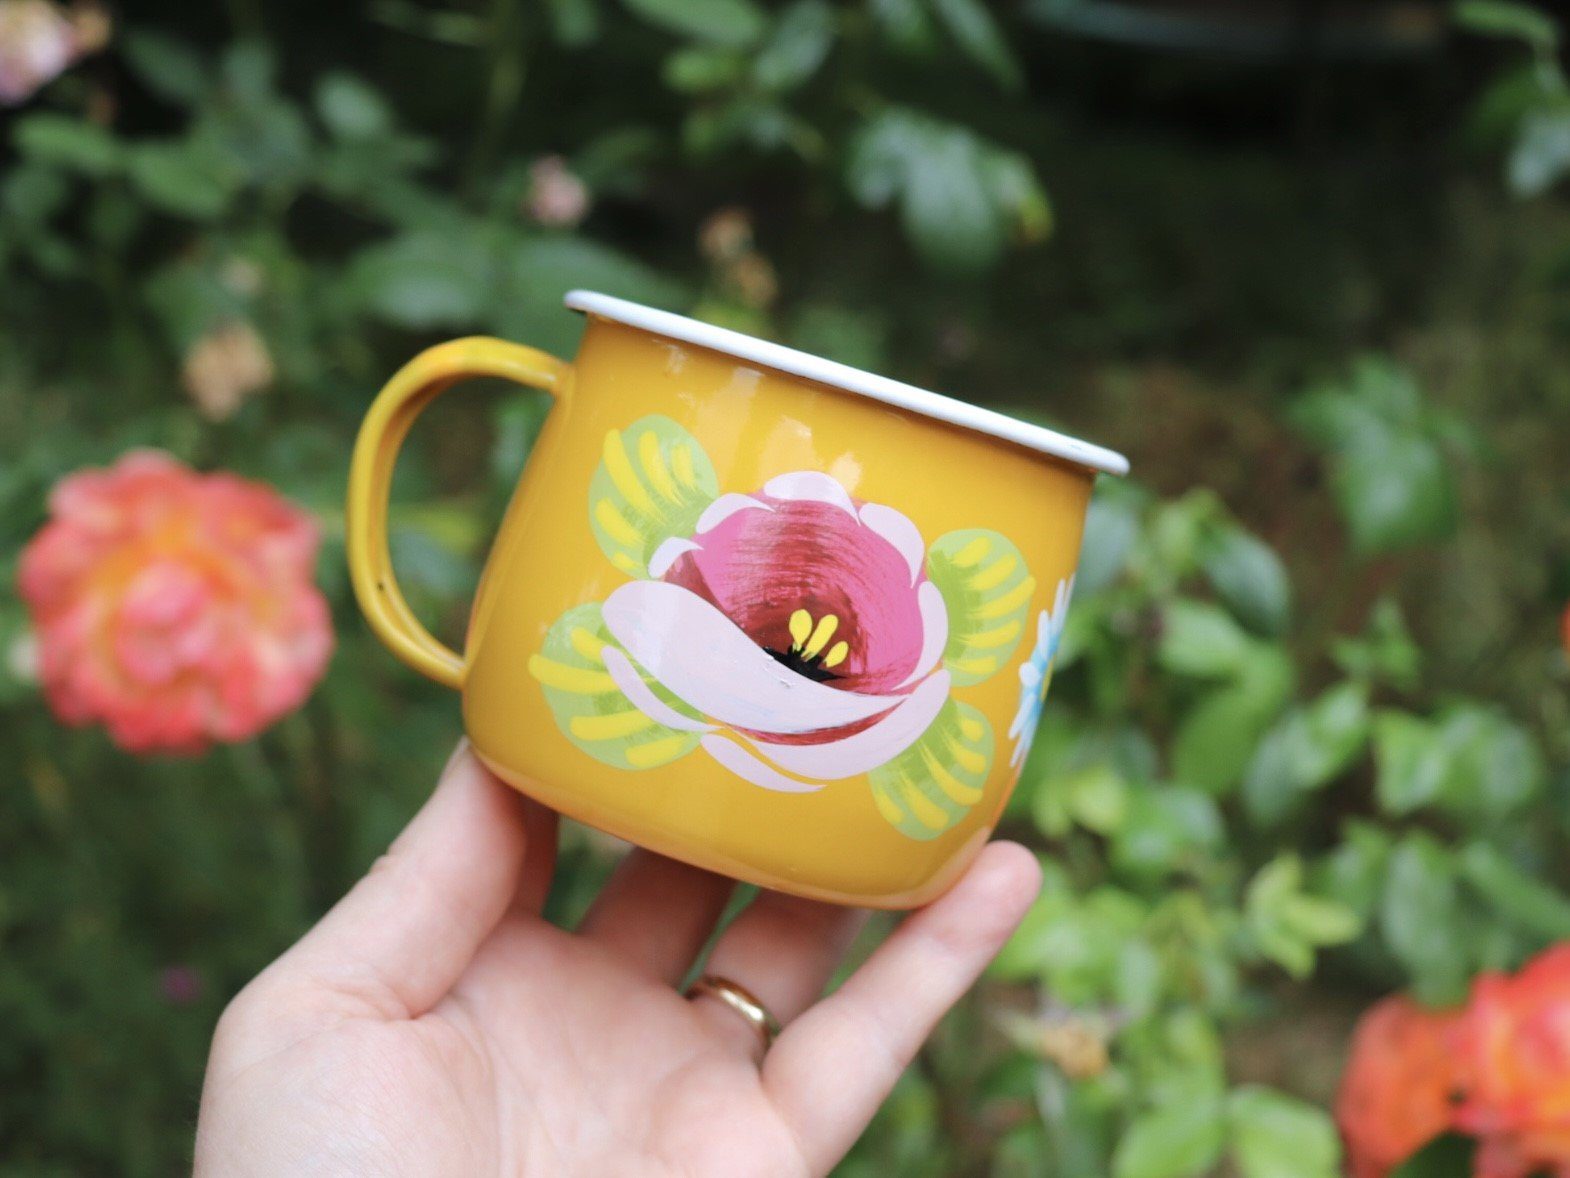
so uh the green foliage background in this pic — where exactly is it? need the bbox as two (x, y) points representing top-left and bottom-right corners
(3, 0), (1570, 1173)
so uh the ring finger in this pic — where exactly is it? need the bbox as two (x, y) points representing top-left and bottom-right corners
(690, 891), (867, 1057)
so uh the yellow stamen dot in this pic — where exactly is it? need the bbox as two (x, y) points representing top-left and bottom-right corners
(823, 640), (849, 669)
(804, 614), (839, 657)
(789, 609), (813, 649)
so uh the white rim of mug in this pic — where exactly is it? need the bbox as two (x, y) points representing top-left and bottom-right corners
(563, 290), (1130, 477)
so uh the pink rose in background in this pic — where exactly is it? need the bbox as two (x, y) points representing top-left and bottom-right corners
(17, 450), (332, 754)
(1336, 994), (1466, 1178)
(0, 0), (108, 106)
(1455, 946), (1570, 1176)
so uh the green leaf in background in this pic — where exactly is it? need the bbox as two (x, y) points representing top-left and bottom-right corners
(314, 73), (394, 140)
(122, 31), (211, 105)
(1457, 842), (1570, 941)
(1388, 1132), (1479, 1177)
(491, 235), (686, 354)
(1198, 523), (1291, 636)
(13, 115), (123, 177)
(1113, 1099), (1225, 1178)
(1227, 1086), (1342, 1178)
(1454, 0), (1560, 52)
(1380, 835), (1473, 1005)
(547, 0), (602, 45)
(1171, 645), (1294, 794)
(1508, 106), (1570, 197)
(1291, 357), (1465, 555)
(928, 0), (1023, 90)
(1156, 599), (1254, 678)
(1332, 596), (1422, 690)
(1075, 485), (1142, 593)
(1242, 682), (1370, 826)
(350, 227), (496, 329)
(1314, 821), (1394, 922)
(1374, 711), (1448, 815)
(127, 140), (243, 220)
(1111, 786), (1223, 878)
(623, 0), (767, 46)
(847, 107), (1049, 272)
(753, 0), (835, 91)
(1245, 855), (1361, 978)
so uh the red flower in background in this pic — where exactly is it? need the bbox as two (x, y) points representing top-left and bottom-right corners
(17, 450), (331, 754)
(1456, 946), (1570, 1176)
(1336, 994), (1466, 1178)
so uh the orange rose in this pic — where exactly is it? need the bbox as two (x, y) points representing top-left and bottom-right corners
(1336, 994), (1466, 1178)
(17, 450), (332, 754)
(1456, 946), (1570, 1175)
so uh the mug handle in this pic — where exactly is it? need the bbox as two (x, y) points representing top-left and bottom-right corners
(346, 337), (573, 689)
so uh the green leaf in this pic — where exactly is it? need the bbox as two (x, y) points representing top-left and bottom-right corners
(846, 108), (1047, 272)
(1228, 1086), (1341, 1178)
(1508, 106), (1570, 198)
(547, 0), (601, 45)
(664, 46), (748, 92)
(13, 115), (122, 177)
(1380, 835), (1472, 1005)
(1111, 787), (1222, 878)
(315, 73), (393, 140)
(1434, 706), (1546, 818)
(1458, 842), (1570, 940)
(1454, 0), (1559, 52)
(1291, 359), (1464, 554)
(1113, 1100), (1225, 1178)
(529, 602), (704, 770)
(1199, 524), (1291, 636)
(350, 228), (495, 329)
(127, 140), (243, 220)
(1243, 683), (1370, 827)
(622, 0), (767, 46)
(928, 0), (1022, 90)
(1374, 712), (1448, 815)
(1066, 763), (1131, 834)
(122, 31), (211, 105)
(1171, 646), (1294, 795)
(1246, 855), (1361, 978)
(925, 529), (1036, 686)
(1332, 596), (1421, 689)
(490, 234), (686, 355)
(753, 0), (835, 91)
(869, 699), (993, 839)
(587, 414), (718, 578)
(1156, 600), (1254, 678)
(1389, 1133), (1478, 1177)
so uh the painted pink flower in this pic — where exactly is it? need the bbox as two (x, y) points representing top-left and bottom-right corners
(597, 471), (950, 792)
(17, 450), (332, 754)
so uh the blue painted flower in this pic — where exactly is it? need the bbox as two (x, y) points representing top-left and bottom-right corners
(1009, 576), (1074, 768)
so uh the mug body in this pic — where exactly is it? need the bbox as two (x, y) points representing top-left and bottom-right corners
(458, 299), (1109, 908)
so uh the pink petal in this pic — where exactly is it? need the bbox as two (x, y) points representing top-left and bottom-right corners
(858, 502), (925, 585)
(601, 580), (905, 735)
(701, 733), (825, 793)
(748, 670), (951, 780)
(763, 470), (856, 516)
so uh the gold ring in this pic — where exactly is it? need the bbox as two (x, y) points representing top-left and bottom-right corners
(686, 974), (782, 1053)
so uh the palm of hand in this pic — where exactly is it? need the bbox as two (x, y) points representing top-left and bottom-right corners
(195, 751), (1039, 1177)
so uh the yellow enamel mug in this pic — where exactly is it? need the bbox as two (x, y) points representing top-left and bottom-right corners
(347, 292), (1127, 908)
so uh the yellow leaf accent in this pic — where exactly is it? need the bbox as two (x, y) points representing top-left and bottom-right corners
(965, 620), (1022, 650)
(970, 555), (1018, 592)
(568, 628), (606, 663)
(570, 710), (657, 741)
(593, 498), (642, 547)
(602, 429), (657, 518)
(953, 535), (991, 568)
(626, 734), (693, 768)
(947, 737), (988, 776)
(976, 576), (1037, 621)
(921, 747), (984, 806)
(958, 714), (985, 742)
(671, 444), (698, 488)
(639, 428), (680, 503)
(953, 655), (998, 677)
(528, 655), (618, 695)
